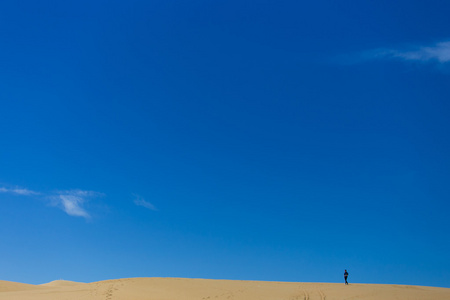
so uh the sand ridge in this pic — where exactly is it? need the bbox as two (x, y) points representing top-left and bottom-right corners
(40, 279), (88, 287)
(0, 277), (449, 300)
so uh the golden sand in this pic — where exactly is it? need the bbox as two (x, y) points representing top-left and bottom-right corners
(1, 278), (449, 300)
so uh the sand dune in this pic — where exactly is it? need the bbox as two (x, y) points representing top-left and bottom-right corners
(40, 279), (88, 287)
(0, 278), (449, 300)
(0, 280), (39, 293)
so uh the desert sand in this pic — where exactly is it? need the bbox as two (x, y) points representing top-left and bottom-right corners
(1, 278), (449, 300)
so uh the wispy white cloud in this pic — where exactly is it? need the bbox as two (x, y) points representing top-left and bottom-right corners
(50, 190), (104, 219)
(133, 194), (157, 211)
(0, 186), (40, 196)
(1, 184), (105, 220)
(58, 194), (90, 218)
(362, 40), (450, 64)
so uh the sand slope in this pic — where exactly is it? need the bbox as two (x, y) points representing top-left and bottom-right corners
(0, 280), (38, 292)
(0, 278), (449, 300)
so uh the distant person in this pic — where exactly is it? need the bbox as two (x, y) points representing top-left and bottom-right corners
(344, 270), (349, 285)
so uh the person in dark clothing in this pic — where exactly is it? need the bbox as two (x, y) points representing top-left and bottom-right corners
(344, 270), (349, 285)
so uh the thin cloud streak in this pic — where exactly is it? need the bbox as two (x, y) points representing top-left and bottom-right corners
(1, 185), (96, 219)
(362, 40), (450, 64)
(1, 184), (104, 219)
(0, 186), (40, 195)
(133, 194), (157, 211)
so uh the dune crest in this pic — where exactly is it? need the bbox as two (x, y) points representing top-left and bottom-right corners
(0, 278), (449, 300)
(40, 280), (86, 287)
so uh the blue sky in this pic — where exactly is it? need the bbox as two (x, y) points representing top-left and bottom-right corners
(1, 0), (450, 288)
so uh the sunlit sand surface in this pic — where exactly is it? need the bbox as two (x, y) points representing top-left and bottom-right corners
(1, 278), (449, 300)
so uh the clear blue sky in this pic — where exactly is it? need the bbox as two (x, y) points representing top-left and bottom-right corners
(1, 0), (449, 288)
